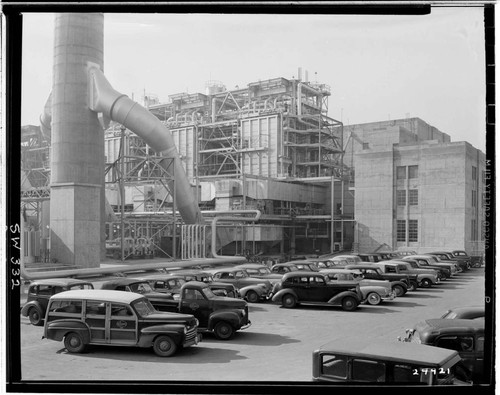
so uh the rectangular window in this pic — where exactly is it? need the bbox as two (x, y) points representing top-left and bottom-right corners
(396, 166), (406, 180)
(397, 220), (406, 241)
(408, 220), (418, 242)
(472, 190), (477, 207)
(408, 189), (418, 205)
(396, 190), (406, 206)
(408, 165), (418, 179)
(362, 142), (369, 149)
(472, 166), (477, 180)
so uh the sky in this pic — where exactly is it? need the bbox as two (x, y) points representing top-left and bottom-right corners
(21, 6), (487, 150)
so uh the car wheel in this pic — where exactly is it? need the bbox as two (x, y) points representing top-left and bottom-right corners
(341, 296), (358, 311)
(408, 281), (418, 292)
(64, 332), (87, 353)
(282, 294), (296, 308)
(420, 278), (432, 288)
(28, 307), (43, 326)
(153, 335), (178, 357)
(393, 284), (405, 297)
(366, 292), (382, 305)
(214, 321), (234, 340)
(245, 290), (259, 303)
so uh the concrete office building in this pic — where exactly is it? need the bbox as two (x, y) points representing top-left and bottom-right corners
(344, 118), (486, 255)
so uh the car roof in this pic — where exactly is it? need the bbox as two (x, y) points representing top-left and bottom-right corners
(316, 339), (461, 367)
(29, 278), (93, 286)
(344, 264), (380, 269)
(50, 289), (143, 303)
(274, 262), (298, 267)
(282, 271), (325, 279)
(416, 318), (485, 333)
(320, 269), (361, 274)
(100, 278), (149, 286)
(132, 274), (185, 280)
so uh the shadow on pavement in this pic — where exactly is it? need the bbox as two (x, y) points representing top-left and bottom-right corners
(402, 292), (441, 299)
(55, 342), (248, 363)
(201, 331), (300, 347)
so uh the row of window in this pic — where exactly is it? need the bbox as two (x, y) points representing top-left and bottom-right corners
(396, 189), (418, 206)
(396, 220), (418, 242)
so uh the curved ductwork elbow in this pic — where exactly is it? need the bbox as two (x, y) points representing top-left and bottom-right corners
(88, 65), (203, 224)
(39, 92), (53, 141)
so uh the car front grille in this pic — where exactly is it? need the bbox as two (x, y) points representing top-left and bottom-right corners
(185, 326), (198, 343)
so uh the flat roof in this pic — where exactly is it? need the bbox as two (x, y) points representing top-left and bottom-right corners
(29, 278), (93, 286)
(50, 289), (143, 303)
(317, 339), (461, 367)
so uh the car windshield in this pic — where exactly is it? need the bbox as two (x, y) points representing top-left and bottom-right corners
(132, 298), (156, 317)
(441, 310), (457, 319)
(427, 256), (438, 263)
(69, 283), (93, 290)
(130, 282), (154, 294)
(202, 287), (216, 299)
(167, 279), (186, 288)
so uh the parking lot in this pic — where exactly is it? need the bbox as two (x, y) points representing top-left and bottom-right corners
(17, 267), (489, 386)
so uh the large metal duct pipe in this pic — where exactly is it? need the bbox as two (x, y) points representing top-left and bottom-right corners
(88, 66), (202, 225)
(39, 92), (52, 141)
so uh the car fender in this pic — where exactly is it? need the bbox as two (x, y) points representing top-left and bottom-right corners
(239, 285), (265, 298)
(389, 280), (408, 290)
(360, 285), (388, 297)
(138, 324), (185, 347)
(45, 319), (91, 343)
(207, 310), (242, 331)
(417, 274), (436, 283)
(21, 301), (44, 317)
(328, 291), (359, 305)
(271, 288), (298, 303)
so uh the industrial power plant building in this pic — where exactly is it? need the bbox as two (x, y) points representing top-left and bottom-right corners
(20, 75), (486, 262)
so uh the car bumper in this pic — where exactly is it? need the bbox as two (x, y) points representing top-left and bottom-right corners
(240, 320), (252, 331)
(383, 292), (396, 300)
(183, 333), (202, 348)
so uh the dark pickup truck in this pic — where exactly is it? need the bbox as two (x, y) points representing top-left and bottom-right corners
(343, 264), (410, 297)
(154, 281), (251, 340)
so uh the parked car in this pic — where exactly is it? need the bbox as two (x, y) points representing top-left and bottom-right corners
(334, 255), (363, 265)
(451, 250), (483, 268)
(320, 268), (395, 305)
(430, 251), (471, 271)
(42, 289), (200, 357)
(309, 258), (336, 270)
(133, 274), (187, 299)
(271, 271), (362, 311)
(97, 278), (176, 310)
(422, 254), (462, 273)
(150, 281), (251, 340)
(383, 260), (439, 288)
(399, 258), (445, 281)
(371, 262), (420, 291)
(209, 268), (273, 303)
(402, 255), (456, 278)
(343, 264), (409, 297)
(440, 306), (485, 320)
(292, 260), (320, 272)
(400, 318), (486, 383)
(21, 278), (94, 326)
(312, 338), (468, 384)
(395, 250), (418, 257)
(169, 269), (240, 298)
(270, 262), (301, 275)
(234, 263), (283, 280)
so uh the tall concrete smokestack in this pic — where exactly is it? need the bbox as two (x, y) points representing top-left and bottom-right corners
(50, 13), (105, 267)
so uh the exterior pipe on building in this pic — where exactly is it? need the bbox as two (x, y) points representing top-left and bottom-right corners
(210, 210), (261, 258)
(87, 66), (203, 225)
(297, 82), (321, 116)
